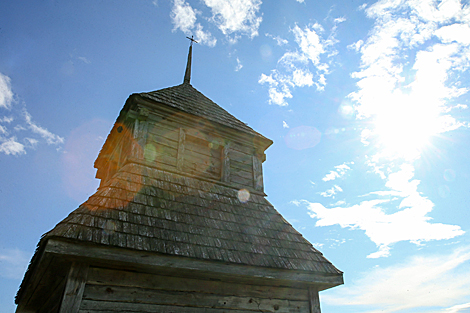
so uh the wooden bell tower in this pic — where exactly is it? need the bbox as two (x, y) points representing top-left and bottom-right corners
(16, 40), (343, 313)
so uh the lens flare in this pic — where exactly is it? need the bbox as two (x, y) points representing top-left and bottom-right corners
(238, 189), (250, 203)
(285, 126), (321, 150)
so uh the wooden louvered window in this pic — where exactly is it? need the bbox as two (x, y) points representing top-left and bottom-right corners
(181, 134), (222, 180)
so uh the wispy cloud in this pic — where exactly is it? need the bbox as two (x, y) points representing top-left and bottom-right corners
(203, 0), (262, 42)
(0, 73), (14, 110)
(171, 0), (217, 47)
(323, 246), (470, 312)
(350, 0), (470, 161)
(0, 248), (30, 280)
(0, 137), (25, 155)
(170, 0), (263, 46)
(23, 109), (64, 145)
(308, 0), (470, 259)
(259, 20), (342, 106)
(266, 33), (288, 46)
(0, 73), (64, 155)
(322, 162), (353, 181)
(309, 164), (464, 258)
(235, 57), (243, 71)
(320, 184), (343, 198)
(446, 302), (470, 313)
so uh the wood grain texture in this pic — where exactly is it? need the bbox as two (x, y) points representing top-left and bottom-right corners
(87, 267), (309, 301)
(58, 262), (89, 313)
(81, 284), (308, 313)
(308, 287), (321, 313)
(45, 239), (344, 288)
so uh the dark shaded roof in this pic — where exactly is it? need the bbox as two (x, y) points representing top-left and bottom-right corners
(140, 83), (268, 140)
(44, 162), (341, 275)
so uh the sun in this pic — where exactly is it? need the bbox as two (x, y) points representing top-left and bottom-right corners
(371, 94), (441, 160)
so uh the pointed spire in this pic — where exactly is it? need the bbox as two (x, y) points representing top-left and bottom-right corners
(184, 36), (198, 85)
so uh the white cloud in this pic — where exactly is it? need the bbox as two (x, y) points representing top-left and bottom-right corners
(0, 73), (64, 155)
(0, 116), (13, 123)
(235, 57), (243, 71)
(24, 109), (64, 145)
(309, 164), (464, 257)
(259, 22), (341, 105)
(171, 0), (216, 47)
(323, 247), (470, 312)
(446, 302), (470, 313)
(320, 185), (343, 198)
(292, 24), (325, 65)
(322, 170), (340, 182)
(322, 162), (353, 181)
(282, 121), (289, 128)
(203, 0), (262, 40)
(0, 137), (25, 155)
(171, 0), (198, 33)
(350, 0), (470, 161)
(0, 73), (14, 109)
(266, 33), (288, 46)
(0, 248), (30, 280)
(77, 56), (91, 64)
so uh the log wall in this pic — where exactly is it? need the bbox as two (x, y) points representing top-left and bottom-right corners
(79, 267), (310, 313)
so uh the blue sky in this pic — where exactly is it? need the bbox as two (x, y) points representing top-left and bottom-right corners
(1, 0), (470, 312)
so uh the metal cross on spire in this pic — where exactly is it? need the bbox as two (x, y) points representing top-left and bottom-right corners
(186, 35), (198, 46)
(184, 36), (197, 84)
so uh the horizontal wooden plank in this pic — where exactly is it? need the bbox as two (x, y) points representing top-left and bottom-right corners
(147, 133), (178, 149)
(230, 159), (252, 172)
(183, 166), (220, 179)
(80, 299), (260, 313)
(230, 166), (252, 180)
(185, 139), (222, 159)
(147, 125), (179, 142)
(87, 267), (309, 301)
(230, 150), (252, 164)
(231, 175), (253, 187)
(230, 142), (255, 155)
(184, 150), (222, 168)
(145, 142), (178, 158)
(143, 149), (177, 167)
(82, 284), (308, 313)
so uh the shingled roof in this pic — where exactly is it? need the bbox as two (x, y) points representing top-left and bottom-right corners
(43, 162), (341, 275)
(139, 83), (266, 138)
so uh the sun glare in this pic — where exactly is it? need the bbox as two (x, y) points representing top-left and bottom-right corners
(372, 94), (440, 160)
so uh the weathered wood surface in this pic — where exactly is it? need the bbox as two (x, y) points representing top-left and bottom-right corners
(45, 239), (344, 288)
(308, 287), (321, 313)
(253, 155), (263, 191)
(80, 299), (265, 312)
(147, 132), (178, 149)
(59, 262), (89, 313)
(176, 128), (185, 171)
(230, 175), (253, 187)
(222, 144), (231, 183)
(37, 272), (67, 313)
(230, 159), (252, 172)
(230, 165), (252, 180)
(87, 267), (309, 301)
(81, 284), (308, 313)
(230, 149), (252, 165)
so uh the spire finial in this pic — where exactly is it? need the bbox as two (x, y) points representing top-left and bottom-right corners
(184, 36), (198, 85)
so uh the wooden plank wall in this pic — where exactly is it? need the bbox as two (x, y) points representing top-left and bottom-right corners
(143, 115), (258, 189)
(79, 267), (310, 313)
(229, 148), (254, 188)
